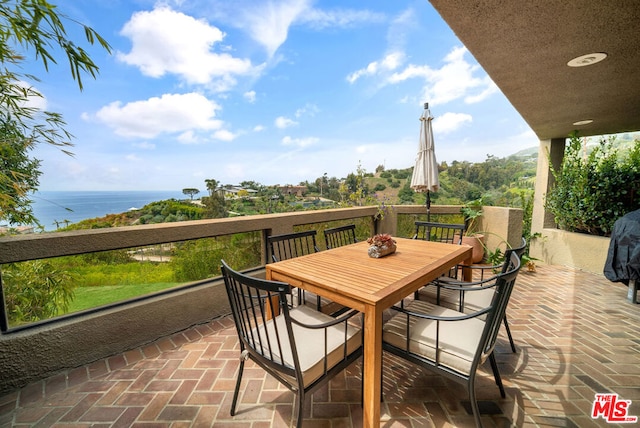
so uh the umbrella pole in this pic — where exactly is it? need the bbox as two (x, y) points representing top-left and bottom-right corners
(426, 190), (431, 221)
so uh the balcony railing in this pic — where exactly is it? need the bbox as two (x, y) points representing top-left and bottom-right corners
(0, 204), (522, 395)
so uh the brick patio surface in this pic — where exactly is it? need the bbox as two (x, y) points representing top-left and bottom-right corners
(1, 264), (639, 427)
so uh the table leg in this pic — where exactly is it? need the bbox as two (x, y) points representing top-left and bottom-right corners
(362, 305), (382, 427)
(461, 253), (474, 282)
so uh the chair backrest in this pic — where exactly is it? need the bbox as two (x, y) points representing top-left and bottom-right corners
(413, 221), (465, 244)
(324, 224), (357, 249)
(221, 260), (299, 377)
(499, 237), (527, 274)
(268, 230), (319, 262)
(479, 251), (521, 360)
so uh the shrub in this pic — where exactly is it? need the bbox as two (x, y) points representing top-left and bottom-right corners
(546, 132), (640, 236)
(3, 260), (76, 324)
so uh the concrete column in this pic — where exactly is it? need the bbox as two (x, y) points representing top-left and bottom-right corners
(531, 138), (566, 258)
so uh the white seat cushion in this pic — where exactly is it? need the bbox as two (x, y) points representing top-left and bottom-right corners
(383, 300), (486, 375)
(255, 305), (361, 386)
(418, 283), (495, 314)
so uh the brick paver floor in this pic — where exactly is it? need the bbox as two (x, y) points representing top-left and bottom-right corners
(1, 264), (639, 427)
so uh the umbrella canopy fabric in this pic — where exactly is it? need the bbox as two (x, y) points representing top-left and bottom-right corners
(410, 104), (439, 216)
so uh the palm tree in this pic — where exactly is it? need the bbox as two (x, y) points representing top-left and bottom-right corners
(205, 179), (219, 197)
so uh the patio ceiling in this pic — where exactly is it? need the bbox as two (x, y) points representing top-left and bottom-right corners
(429, 0), (640, 140)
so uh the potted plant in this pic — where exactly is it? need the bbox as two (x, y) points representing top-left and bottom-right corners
(367, 233), (397, 258)
(461, 204), (485, 263)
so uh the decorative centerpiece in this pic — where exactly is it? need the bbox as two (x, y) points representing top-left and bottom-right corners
(367, 234), (397, 258)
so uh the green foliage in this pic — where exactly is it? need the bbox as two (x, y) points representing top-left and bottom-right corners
(0, 0), (111, 226)
(485, 247), (504, 266)
(182, 188), (200, 200)
(62, 199), (205, 229)
(0, 133), (41, 225)
(397, 182), (415, 204)
(3, 232), (262, 326)
(171, 234), (261, 282)
(79, 249), (133, 264)
(67, 260), (173, 287)
(203, 193), (227, 218)
(67, 282), (177, 313)
(3, 260), (76, 324)
(546, 133), (640, 236)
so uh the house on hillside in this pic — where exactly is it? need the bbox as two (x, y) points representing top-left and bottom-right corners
(277, 185), (306, 197)
(219, 186), (258, 198)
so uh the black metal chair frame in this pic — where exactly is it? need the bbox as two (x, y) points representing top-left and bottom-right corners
(412, 221), (466, 297)
(324, 224), (358, 249)
(268, 230), (321, 309)
(413, 221), (466, 244)
(382, 252), (521, 428)
(433, 237), (527, 352)
(221, 260), (363, 428)
(268, 230), (320, 262)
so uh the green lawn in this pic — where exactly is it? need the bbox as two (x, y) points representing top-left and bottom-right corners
(67, 282), (179, 313)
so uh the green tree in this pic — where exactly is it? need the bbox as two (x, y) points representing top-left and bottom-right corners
(397, 181), (415, 204)
(3, 260), (75, 325)
(205, 179), (219, 197)
(203, 193), (227, 218)
(182, 188), (200, 200)
(0, 0), (111, 226)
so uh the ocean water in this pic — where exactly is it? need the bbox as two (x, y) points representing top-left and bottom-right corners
(28, 190), (185, 231)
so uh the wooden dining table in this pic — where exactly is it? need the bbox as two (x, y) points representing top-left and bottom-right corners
(265, 237), (473, 427)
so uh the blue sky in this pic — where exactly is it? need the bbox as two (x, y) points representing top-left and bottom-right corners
(30, 0), (538, 191)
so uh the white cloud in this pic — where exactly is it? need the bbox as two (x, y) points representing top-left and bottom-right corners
(117, 6), (253, 89)
(253, 125), (265, 132)
(133, 141), (156, 150)
(16, 80), (48, 110)
(275, 116), (298, 129)
(464, 78), (498, 104)
(244, 90), (256, 103)
(355, 46), (496, 107)
(213, 129), (236, 141)
(295, 103), (319, 118)
(298, 7), (385, 29)
(93, 92), (223, 139)
(282, 136), (318, 147)
(347, 52), (405, 83)
(433, 112), (473, 134)
(225, 1), (384, 57)
(240, 0), (311, 57)
(177, 130), (200, 144)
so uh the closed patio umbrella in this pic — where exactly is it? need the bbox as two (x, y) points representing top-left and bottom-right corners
(410, 103), (440, 220)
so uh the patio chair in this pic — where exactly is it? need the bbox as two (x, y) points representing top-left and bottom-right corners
(268, 230), (321, 310)
(221, 260), (363, 428)
(412, 221), (466, 297)
(413, 221), (465, 244)
(324, 224), (358, 249)
(421, 237), (527, 352)
(382, 251), (521, 428)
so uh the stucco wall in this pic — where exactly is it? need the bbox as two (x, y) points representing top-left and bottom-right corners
(479, 206), (524, 252)
(0, 277), (233, 394)
(531, 228), (610, 275)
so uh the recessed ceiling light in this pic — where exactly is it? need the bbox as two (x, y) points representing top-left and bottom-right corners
(573, 119), (593, 126)
(567, 53), (607, 67)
